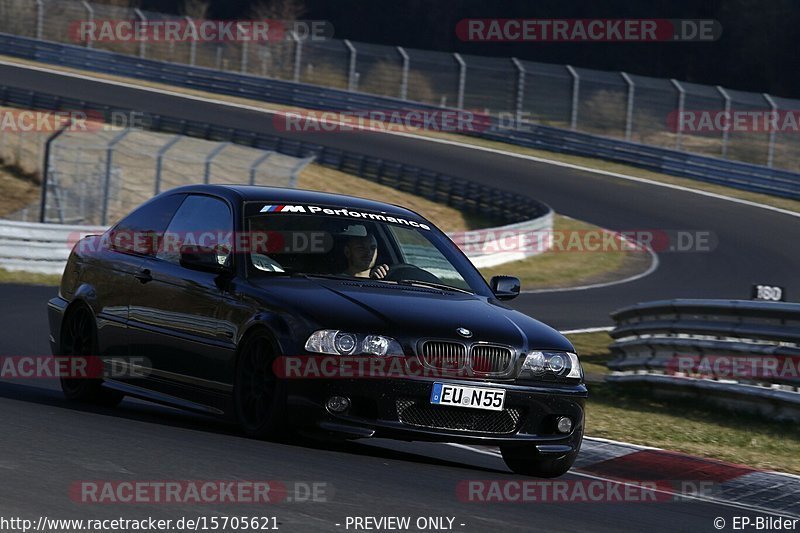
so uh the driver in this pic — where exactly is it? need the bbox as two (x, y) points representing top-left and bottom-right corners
(342, 233), (389, 279)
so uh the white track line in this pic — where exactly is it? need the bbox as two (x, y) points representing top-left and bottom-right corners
(1, 58), (798, 220)
(560, 327), (615, 335)
(445, 443), (800, 518)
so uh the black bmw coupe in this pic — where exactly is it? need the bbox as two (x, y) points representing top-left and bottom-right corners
(48, 185), (586, 477)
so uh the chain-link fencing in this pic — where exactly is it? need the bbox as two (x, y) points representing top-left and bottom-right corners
(0, 0), (798, 171)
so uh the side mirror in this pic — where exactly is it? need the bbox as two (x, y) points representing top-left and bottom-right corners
(179, 245), (231, 274)
(490, 275), (520, 300)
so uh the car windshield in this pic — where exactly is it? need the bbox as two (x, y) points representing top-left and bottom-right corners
(245, 206), (488, 294)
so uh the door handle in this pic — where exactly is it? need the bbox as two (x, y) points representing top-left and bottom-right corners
(134, 269), (153, 284)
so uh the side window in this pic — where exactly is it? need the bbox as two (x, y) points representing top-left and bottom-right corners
(110, 194), (185, 255)
(156, 195), (233, 266)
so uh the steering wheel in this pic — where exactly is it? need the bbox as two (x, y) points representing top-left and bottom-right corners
(382, 263), (441, 283)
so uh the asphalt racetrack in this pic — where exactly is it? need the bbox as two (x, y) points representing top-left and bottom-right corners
(1, 61), (798, 328)
(0, 61), (796, 532)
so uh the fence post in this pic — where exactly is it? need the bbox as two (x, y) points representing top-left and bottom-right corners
(344, 39), (357, 91)
(216, 46), (223, 70)
(292, 31), (302, 83)
(670, 79), (685, 150)
(186, 16), (197, 66)
(239, 22), (249, 73)
(566, 65), (579, 131)
(717, 86), (731, 159)
(763, 93), (778, 168)
(512, 58), (525, 122)
(397, 46), (409, 101)
(154, 135), (182, 195)
(81, 1), (94, 49)
(454, 53), (466, 110)
(101, 129), (132, 226)
(35, 0), (44, 40)
(621, 72), (635, 141)
(249, 151), (274, 185)
(134, 9), (147, 59)
(39, 121), (73, 223)
(204, 142), (230, 184)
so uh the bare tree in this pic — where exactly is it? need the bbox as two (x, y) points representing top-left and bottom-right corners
(181, 0), (210, 20)
(250, 0), (306, 22)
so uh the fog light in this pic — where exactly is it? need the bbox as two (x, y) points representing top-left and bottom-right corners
(556, 416), (573, 434)
(326, 396), (351, 413)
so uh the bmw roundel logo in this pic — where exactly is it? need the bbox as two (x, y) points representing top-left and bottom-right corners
(457, 327), (472, 338)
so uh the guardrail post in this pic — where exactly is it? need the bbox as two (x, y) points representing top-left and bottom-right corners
(292, 31), (302, 83)
(566, 65), (579, 131)
(670, 79), (686, 150)
(343, 39), (357, 91)
(134, 9), (147, 58)
(717, 86), (731, 159)
(215, 46), (223, 70)
(186, 17), (197, 66)
(763, 93), (778, 168)
(35, 0), (44, 40)
(249, 151), (273, 185)
(512, 58), (525, 122)
(397, 47), (409, 101)
(239, 22), (249, 73)
(101, 129), (132, 226)
(154, 135), (182, 195)
(621, 72), (635, 141)
(81, 1), (94, 49)
(204, 142), (230, 184)
(454, 53), (466, 110)
(39, 121), (73, 223)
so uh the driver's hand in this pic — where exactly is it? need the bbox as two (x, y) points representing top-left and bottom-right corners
(370, 264), (389, 279)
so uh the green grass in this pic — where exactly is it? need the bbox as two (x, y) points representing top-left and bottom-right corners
(0, 268), (60, 286)
(479, 216), (652, 291)
(566, 331), (800, 474)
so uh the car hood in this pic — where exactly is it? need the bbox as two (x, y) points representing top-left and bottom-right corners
(251, 277), (573, 352)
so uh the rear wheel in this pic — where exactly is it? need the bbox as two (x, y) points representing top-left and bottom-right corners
(234, 331), (287, 439)
(59, 304), (124, 407)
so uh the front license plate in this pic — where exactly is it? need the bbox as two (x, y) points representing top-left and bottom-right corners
(430, 382), (506, 411)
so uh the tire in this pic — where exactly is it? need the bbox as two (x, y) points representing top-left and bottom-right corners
(233, 330), (287, 439)
(500, 443), (580, 478)
(59, 304), (124, 407)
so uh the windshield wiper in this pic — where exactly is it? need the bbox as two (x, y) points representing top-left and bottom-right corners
(395, 279), (474, 295)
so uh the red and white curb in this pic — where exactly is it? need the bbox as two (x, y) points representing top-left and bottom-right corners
(452, 437), (800, 517)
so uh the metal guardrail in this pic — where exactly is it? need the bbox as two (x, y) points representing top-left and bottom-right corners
(0, 214), (554, 276)
(0, 33), (797, 200)
(0, 83), (548, 227)
(608, 299), (800, 421)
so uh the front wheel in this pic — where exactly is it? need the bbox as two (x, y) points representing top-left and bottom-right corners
(234, 331), (287, 439)
(59, 304), (124, 407)
(500, 444), (580, 478)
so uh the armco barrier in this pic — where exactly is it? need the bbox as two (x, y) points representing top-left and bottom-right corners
(608, 299), (800, 421)
(0, 215), (553, 276)
(0, 33), (797, 200)
(0, 83), (549, 227)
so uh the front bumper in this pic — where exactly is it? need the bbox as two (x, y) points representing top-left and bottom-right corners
(284, 375), (586, 448)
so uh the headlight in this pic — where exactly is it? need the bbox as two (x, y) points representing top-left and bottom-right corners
(305, 330), (403, 357)
(520, 351), (582, 380)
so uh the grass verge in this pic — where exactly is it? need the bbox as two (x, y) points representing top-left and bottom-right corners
(1, 54), (796, 215)
(479, 216), (652, 291)
(0, 268), (60, 286)
(566, 331), (800, 474)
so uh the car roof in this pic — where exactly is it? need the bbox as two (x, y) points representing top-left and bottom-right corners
(164, 184), (428, 221)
